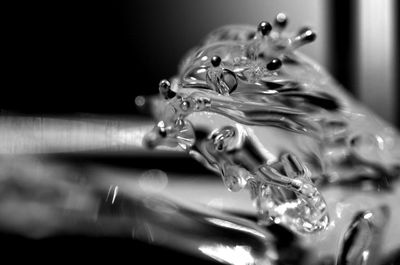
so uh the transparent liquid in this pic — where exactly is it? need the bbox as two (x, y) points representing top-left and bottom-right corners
(144, 20), (400, 264)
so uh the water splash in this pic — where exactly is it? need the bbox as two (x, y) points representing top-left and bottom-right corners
(144, 12), (400, 239)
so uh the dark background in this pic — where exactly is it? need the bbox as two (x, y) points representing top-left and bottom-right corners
(3, 1), (396, 113)
(4, 1), (140, 114)
(5, 1), (259, 115)
(3, 1), (399, 122)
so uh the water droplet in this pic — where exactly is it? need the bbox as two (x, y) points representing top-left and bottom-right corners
(257, 21), (272, 36)
(266, 58), (282, 71)
(274, 13), (288, 30)
(211, 55), (221, 67)
(144, 17), (400, 243)
(180, 100), (190, 111)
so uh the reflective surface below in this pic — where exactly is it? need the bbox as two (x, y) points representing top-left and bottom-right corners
(0, 153), (399, 264)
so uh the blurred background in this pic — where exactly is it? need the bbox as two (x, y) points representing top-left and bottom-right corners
(1, 0), (399, 264)
(2, 0), (399, 125)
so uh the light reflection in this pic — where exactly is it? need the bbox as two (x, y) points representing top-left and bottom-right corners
(196, 68), (207, 74)
(115, 126), (152, 147)
(363, 212), (373, 219)
(362, 250), (370, 262)
(207, 198), (224, 210)
(106, 185), (119, 204)
(199, 245), (258, 265)
(206, 218), (266, 239)
(0, 116), (154, 154)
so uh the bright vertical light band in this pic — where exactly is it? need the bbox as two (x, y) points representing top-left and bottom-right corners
(357, 0), (395, 123)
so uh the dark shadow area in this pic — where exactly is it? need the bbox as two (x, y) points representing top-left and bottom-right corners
(0, 232), (219, 265)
